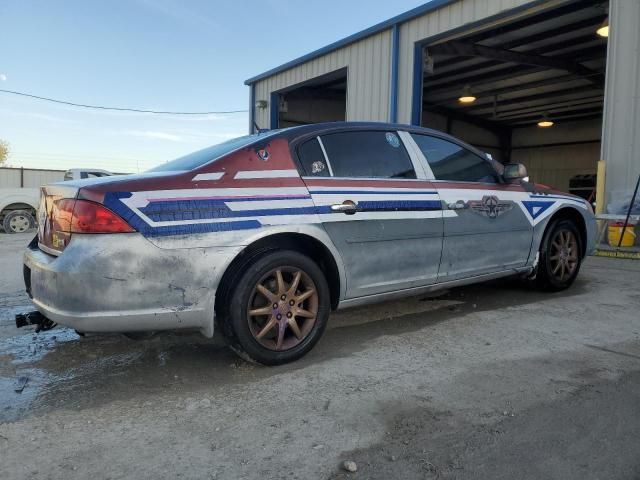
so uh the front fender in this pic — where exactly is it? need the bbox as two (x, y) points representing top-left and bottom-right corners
(531, 200), (596, 259)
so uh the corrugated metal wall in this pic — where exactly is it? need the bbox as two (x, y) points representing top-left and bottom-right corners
(0, 168), (64, 188)
(253, 30), (391, 128)
(601, 0), (640, 205)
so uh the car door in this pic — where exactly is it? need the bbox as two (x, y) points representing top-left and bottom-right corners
(295, 129), (444, 299)
(408, 132), (533, 281)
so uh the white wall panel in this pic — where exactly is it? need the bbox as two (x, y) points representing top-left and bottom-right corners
(253, 30), (392, 128)
(0, 168), (64, 188)
(601, 0), (640, 205)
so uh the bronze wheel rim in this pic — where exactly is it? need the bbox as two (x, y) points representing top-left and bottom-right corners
(247, 267), (319, 351)
(549, 229), (578, 282)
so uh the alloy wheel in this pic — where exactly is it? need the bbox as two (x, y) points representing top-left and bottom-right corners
(247, 267), (318, 351)
(549, 229), (578, 282)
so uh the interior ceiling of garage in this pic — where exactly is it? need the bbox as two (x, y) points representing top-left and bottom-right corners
(422, 0), (608, 130)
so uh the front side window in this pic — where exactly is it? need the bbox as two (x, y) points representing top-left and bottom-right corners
(319, 131), (416, 179)
(411, 134), (499, 183)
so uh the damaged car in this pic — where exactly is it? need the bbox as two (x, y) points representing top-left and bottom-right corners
(18, 122), (596, 364)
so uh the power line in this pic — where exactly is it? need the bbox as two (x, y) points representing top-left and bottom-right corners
(0, 88), (248, 115)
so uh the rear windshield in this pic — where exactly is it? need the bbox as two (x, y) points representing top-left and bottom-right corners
(147, 132), (279, 172)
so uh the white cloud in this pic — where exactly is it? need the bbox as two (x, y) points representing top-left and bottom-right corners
(0, 73), (7, 82)
(124, 130), (184, 142)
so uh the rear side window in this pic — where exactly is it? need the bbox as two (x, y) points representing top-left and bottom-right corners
(298, 138), (330, 177)
(320, 131), (416, 179)
(411, 134), (499, 183)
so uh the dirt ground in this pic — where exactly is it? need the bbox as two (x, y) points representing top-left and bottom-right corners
(0, 232), (639, 479)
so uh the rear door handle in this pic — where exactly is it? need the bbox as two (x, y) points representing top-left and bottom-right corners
(331, 200), (357, 215)
(447, 200), (467, 210)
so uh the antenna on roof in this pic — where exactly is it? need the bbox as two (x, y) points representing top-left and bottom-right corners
(253, 121), (270, 134)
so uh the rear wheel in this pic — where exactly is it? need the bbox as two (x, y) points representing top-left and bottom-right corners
(220, 250), (330, 365)
(3, 210), (35, 234)
(536, 219), (582, 291)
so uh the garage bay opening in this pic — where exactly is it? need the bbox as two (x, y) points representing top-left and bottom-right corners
(418, 0), (607, 199)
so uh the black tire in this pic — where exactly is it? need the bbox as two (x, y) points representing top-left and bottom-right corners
(220, 250), (330, 365)
(3, 210), (36, 234)
(536, 219), (583, 291)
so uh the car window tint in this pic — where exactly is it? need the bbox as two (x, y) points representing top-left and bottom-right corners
(298, 138), (330, 177)
(411, 134), (499, 183)
(320, 131), (416, 179)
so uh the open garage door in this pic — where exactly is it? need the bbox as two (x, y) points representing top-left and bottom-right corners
(272, 68), (347, 128)
(418, 0), (608, 197)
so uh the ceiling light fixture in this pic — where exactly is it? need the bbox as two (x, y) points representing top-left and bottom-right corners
(458, 85), (476, 104)
(596, 17), (609, 37)
(537, 113), (554, 128)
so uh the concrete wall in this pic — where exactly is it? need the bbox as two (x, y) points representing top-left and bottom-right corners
(511, 118), (601, 191)
(601, 0), (640, 207)
(0, 168), (64, 188)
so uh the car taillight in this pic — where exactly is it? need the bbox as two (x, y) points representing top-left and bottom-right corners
(55, 199), (134, 234)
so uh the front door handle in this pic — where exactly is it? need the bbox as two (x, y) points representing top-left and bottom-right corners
(447, 200), (467, 210)
(331, 200), (357, 215)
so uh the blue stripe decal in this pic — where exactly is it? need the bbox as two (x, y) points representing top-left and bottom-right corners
(309, 190), (438, 195)
(145, 220), (262, 237)
(522, 200), (555, 220)
(358, 200), (441, 211)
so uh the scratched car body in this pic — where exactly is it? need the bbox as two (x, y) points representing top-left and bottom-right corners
(22, 122), (596, 364)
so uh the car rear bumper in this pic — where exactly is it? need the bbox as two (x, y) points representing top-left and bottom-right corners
(23, 233), (243, 337)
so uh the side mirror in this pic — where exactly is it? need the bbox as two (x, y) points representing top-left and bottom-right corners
(503, 163), (528, 181)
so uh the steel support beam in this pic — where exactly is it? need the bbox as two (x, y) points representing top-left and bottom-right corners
(429, 41), (604, 88)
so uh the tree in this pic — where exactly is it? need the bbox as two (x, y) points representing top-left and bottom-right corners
(0, 139), (9, 166)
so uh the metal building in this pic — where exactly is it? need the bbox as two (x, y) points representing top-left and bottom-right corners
(245, 0), (640, 210)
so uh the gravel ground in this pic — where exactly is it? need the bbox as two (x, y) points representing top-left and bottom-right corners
(0, 232), (639, 479)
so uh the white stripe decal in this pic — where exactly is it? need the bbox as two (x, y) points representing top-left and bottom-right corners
(308, 185), (437, 192)
(234, 169), (299, 179)
(128, 210), (449, 228)
(192, 172), (225, 181)
(226, 199), (316, 211)
(124, 187), (310, 208)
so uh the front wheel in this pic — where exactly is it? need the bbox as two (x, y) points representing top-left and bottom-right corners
(221, 250), (330, 365)
(536, 219), (583, 291)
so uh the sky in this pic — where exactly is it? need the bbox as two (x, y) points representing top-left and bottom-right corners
(0, 0), (426, 172)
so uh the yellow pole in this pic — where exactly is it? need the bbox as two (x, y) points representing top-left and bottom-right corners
(595, 160), (606, 214)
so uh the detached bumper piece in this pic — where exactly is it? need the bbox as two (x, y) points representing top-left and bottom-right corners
(15, 310), (57, 332)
